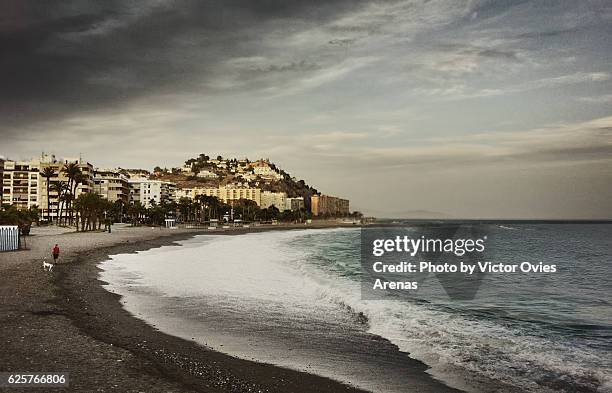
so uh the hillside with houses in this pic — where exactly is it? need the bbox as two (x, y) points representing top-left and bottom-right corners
(148, 155), (320, 201)
(1, 153), (356, 231)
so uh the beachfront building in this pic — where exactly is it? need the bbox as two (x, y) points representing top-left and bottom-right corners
(285, 197), (305, 212)
(38, 155), (95, 221)
(93, 169), (129, 203)
(2, 154), (95, 221)
(129, 178), (176, 208)
(261, 191), (287, 210)
(1, 159), (41, 210)
(310, 194), (350, 217)
(0, 156), (4, 202)
(184, 186), (262, 206)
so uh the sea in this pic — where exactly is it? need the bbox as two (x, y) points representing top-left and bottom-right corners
(99, 224), (612, 393)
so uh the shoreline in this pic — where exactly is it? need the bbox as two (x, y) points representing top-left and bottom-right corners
(1, 224), (460, 392)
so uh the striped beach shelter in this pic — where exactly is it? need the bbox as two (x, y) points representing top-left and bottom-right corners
(0, 226), (19, 252)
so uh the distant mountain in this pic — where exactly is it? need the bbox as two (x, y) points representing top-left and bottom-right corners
(378, 210), (454, 219)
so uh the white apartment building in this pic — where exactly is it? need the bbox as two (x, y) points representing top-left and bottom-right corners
(180, 165), (194, 174)
(2, 154), (95, 220)
(2, 160), (41, 210)
(196, 170), (218, 179)
(129, 178), (176, 208)
(253, 165), (283, 180)
(261, 191), (287, 210)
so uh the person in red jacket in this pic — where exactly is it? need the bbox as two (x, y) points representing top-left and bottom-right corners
(52, 244), (60, 263)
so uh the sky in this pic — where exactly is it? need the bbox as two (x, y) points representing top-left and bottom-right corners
(1, 0), (611, 218)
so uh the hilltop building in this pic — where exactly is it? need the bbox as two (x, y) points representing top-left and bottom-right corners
(180, 165), (194, 175)
(310, 194), (350, 217)
(196, 170), (218, 179)
(252, 159), (283, 180)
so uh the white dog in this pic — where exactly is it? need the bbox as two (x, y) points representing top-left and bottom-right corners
(42, 259), (54, 272)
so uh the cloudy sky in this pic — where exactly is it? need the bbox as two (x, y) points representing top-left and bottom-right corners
(1, 0), (611, 218)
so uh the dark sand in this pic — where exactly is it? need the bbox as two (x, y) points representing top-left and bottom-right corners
(0, 224), (461, 392)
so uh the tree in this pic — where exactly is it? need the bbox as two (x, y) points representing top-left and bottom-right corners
(40, 167), (55, 222)
(0, 205), (39, 239)
(50, 181), (68, 225)
(74, 192), (104, 231)
(177, 197), (192, 222)
(69, 170), (84, 225)
(127, 201), (146, 226)
(111, 199), (125, 223)
(196, 195), (222, 220)
(234, 198), (259, 221)
(61, 162), (82, 225)
(147, 202), (167, 226)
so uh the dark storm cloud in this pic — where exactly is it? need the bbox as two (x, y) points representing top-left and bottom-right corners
(0, 0), (362, 130)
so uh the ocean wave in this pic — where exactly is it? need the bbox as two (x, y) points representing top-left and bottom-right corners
(291, 229), (612, 393)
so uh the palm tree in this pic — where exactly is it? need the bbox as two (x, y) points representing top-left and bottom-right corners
(69, 171), (84, 225)
(40, 167), (55, 222)
(74, 192), (110, 231)
(62, 162), (81, 225)
(50, 181), (67, 225)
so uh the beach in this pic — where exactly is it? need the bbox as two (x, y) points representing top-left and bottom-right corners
(0, 224), (458, 393)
